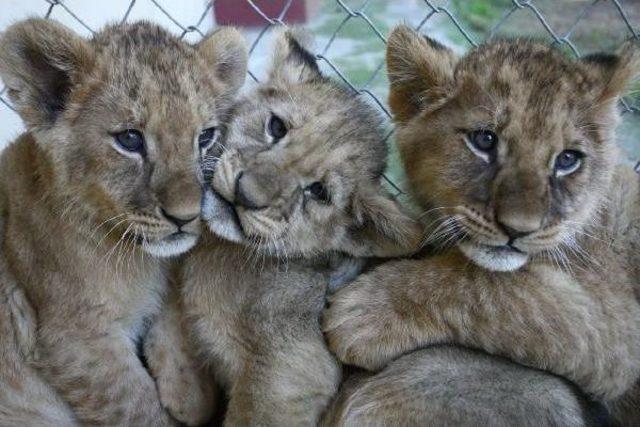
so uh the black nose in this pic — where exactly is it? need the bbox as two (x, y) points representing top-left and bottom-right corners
(497, 221), (532, 242)
(234, 171), (263, 210)
(161, 209), (197, 228)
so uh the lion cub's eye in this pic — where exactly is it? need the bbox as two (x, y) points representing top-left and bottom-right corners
(469, 130), (497, 151)
(466, 129), (498, 163)
(198, 127), (218, 151)
(305, 182), (330, 203)
(554, 149), (584, 177)
(267, 114), (288, 142)
(114, 129), (145, 154)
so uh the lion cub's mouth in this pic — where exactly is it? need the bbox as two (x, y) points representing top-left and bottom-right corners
(458, 240), (529, 272)
(201, 190), (245, 243)
(126, 215), (200, 258)
(138, 229), (199, 258)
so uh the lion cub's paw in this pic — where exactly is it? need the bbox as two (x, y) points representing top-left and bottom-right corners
(145, 335), (216, 426)
(158, 369), (216, 426)
(155, 361), (217, 427)
(323, 278), (408, 371)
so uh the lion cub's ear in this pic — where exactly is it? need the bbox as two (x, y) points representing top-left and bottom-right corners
(341, 187), (422, 258)
(582, 41), (639, 105)
(197, 27), (248, 95)
(0, 18), (94, 129)
(386, 25), (457, 123)
(268, 28), (322, 85)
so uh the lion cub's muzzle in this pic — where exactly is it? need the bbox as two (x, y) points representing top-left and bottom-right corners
(134, 177), (202, 258)
(454, 203), (565, 272)
(203, 153), (292, 244)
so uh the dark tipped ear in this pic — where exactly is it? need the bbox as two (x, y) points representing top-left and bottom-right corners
(386, 25), (457, 123)
(341, 187), (422, 258)
(0, 18), (94, 129)
(198, 27), (248, 95)
(268, 27), (322, 84)
(582, 41), (639, 104)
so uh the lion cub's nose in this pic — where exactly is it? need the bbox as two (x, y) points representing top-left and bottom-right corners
(234, 171), (269, 210)
(161, 208), (198, 228)
(156, 172), (201, 228)
(497, 221), (534, 241)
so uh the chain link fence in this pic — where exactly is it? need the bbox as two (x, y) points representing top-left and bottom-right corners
(0, 0), (639, 193)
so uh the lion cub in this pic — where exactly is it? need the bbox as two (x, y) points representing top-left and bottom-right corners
(324, 26), (640, 423)
(152, 29), (418, 425)
(0, 19), (246, 425)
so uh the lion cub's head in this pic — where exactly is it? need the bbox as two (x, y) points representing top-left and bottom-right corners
(0, 19), (247, 257)
(202, 29), (418, 258)
(387, 26), (638, 272)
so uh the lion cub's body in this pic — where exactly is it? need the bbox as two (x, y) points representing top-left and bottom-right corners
(0, 135), (166, 425)
(147, 30), (418, 426)
(0, 19), (246, 425)
(182, 235), (341, 424)
(325, 27), (640, 425)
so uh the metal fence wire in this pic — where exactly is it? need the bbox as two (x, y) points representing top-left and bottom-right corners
(0, 0), (639, 194)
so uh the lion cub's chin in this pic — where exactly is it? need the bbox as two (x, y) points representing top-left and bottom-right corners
(458, 241), (529, 272)
(143, 233), (199, 258)
(202, 190), (244, 244)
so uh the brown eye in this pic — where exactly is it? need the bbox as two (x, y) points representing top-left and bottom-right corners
(555, 150), (584, 177)
(305, 181), (330, 202)
(268, 114), (287, 141)
(114, 129), (145, 154)
(469, 129), (498, 152)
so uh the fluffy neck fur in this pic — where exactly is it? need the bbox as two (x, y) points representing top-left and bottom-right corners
(0, 133), (163, 307)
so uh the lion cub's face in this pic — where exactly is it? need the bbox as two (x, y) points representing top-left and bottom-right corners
(387, 26), (637, 271)
(0, 20), (247, 257)
(202, 30), (417, 258)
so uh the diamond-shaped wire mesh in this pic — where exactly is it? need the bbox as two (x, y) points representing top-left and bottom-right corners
(0, 0), (639, 194)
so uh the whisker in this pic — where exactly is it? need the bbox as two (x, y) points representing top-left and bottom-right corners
(417, 206), (454, 220)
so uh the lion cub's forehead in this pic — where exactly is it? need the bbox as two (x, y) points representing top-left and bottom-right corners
(244, 82), (387, 178)
(86, 23), (223, 128)
(461, 40), (588, 93)
(455, 41), (591, 138)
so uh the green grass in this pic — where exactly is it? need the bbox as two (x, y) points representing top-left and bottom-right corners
(451, 0), (512, 35)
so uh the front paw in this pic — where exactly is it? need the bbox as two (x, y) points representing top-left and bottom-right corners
(322, 281), (409, 371)
(155, 363), (217, 427)
(145, 333), (217, 426)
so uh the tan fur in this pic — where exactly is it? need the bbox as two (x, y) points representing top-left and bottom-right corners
(151, 29), (420, 426)
(144, 279), (219, 426)
(324, 25), (640, 425)
(325, 347), (596, 427)
(0, 19), (246, 425)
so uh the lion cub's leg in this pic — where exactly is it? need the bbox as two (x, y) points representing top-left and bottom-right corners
(0, 285), (77, 426)
(0, 358), (77, 427)
(325, 346), (594, 427)
(225, 319), (340, 426)
(37, 323), (176, 426)
(324, 254), (640, 401)
(144, 288), (219, 427)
